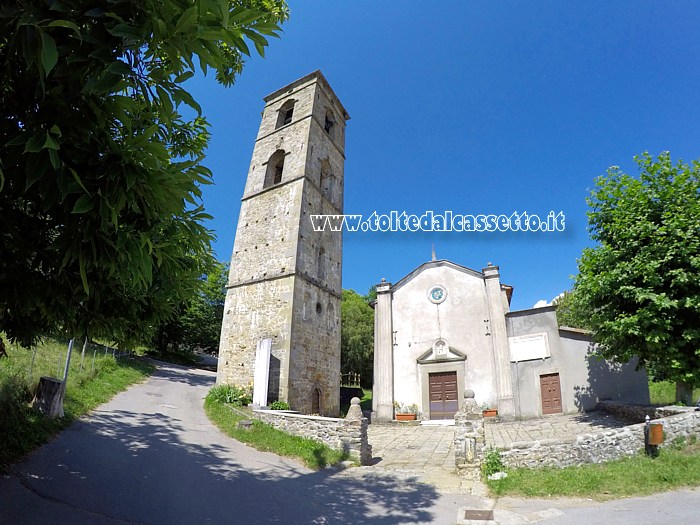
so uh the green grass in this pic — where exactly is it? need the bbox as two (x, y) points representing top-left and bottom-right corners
(360, 388), (372, 412)
(0, 337), (153, 471)
(204, 395), (349, 470)
(487, 438), (700, 500)
(649, 380), (700, 405)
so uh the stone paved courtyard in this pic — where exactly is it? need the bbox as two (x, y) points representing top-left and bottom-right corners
(485, 411), (629, 449)
(353, 412), (630, 494)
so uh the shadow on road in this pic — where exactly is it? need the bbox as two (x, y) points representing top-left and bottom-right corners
(9, 403), (440, 524)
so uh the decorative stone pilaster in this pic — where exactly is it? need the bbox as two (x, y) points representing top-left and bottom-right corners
(372, 279), (394, 422)
(483, 263), (515, 419)
(454, 390), (486, 481)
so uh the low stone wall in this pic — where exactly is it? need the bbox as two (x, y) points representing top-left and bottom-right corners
(597, 400), (692, 423)
(253, 399), (371, 465)
(500, 411), (700, 469)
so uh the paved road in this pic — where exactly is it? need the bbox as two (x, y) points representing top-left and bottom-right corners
(0, 363), (465, 524)
(1, 363), (699, 524)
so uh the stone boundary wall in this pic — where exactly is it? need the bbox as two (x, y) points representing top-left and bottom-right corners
(597, 400), (689, 424)
(253, 408), (372, 465)
(499, 411), (700, 469)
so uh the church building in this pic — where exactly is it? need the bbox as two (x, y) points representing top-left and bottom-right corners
(372, 259), (650, 421)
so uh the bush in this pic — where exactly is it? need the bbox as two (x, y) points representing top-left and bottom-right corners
(269, 401), (290, 410)
(206, 384), (252, 407)
(0, 374), (34, 469)
(482, 447), (505, 477)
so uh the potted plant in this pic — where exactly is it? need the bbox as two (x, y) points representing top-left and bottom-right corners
(394, 401), (419, 421)
(482, 403), (498, 417)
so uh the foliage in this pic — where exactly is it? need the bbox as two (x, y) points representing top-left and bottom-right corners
(0, 336), (153, 470)
(204, 394), (349, 469)
(393, 401), (419, 414)
(649, 380), (700, 406)
(0, 0), (288, 347)
(482, 448), (505, 477)
(486, 442), (700, 499)
(552, 290), (589, 330)
(152, 261), (228, 354)
(269, 400), (290, 410)
(206, 383), (252, 406)
(364, 285), (377, 303)
(341, 289), (374, 388)
(573, 152), (700, 401)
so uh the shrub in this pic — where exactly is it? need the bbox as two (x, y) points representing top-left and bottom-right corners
(269, 401), (290, 410)
(0, 373), (33, 468)
(482, 447), (505, 477)
(206, 384), (252, 407)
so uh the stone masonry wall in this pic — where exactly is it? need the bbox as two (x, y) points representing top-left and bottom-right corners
(253, 406), (371, 466)
(499, 411), (700, 469)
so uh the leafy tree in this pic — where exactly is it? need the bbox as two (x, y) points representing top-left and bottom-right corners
(363, 284), (377, 303)
(552, 290), (589, 330)
(0, 0), (288, 346)
(152, 261), (227, 355)
(341, 289), (374, 388)
(574, 152), (700, 404)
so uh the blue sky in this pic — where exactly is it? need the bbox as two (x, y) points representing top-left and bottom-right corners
(187, 1), (700, 311)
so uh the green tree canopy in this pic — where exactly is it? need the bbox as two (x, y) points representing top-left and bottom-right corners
(552, 291), (589, 330)
(0, 0), (288, 346)
(341, 289), (374, 389)
(574, 152), (700, 403)
(153, 261), (228, 355)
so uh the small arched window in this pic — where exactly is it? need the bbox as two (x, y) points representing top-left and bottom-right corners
(317, 246), (326, 281)
(324, 109), (335, 136)
(327, 303), (335, 330)
(264, 150), (286, 188)
(276, 99), (295, 129)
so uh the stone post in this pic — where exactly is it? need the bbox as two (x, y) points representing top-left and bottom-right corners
(372, 279), (394, 422)
(483, 263), (515, 419)
(454, 389), (485, 481)
(345, 397), (372, 465)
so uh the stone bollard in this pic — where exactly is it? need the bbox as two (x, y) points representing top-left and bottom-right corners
(345, 397), (373, 465)
(454, 389), (485, 481)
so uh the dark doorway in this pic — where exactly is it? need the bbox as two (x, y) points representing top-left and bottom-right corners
(428, 371), (458, 420)
(312, 387), (321, 414)
(540, 373), (563, 415)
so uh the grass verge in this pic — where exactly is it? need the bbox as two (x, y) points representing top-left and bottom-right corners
(649, 380), (700, 405)
(486, 438), (700, 500)
(0, 337), (153, 471)
(204, 394), (349, 470)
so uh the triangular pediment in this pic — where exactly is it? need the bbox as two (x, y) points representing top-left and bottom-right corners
(417, 345), (466, 364)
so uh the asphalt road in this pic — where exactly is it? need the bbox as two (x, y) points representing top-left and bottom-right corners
(0, 362), (465, 524)
(1, 362), (698, 525)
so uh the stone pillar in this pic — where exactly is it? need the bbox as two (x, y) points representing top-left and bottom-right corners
(483, 263), (515, 419)
(454, 390), (485, 481)
(345, 397), (372, 465)
(372, 279), (394, 422)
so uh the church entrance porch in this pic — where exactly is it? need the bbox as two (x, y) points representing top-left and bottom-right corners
(428, 371), (459, 420)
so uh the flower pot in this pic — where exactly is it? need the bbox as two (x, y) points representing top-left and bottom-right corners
(396, 413), (417, 421)
(482, 409), (498, 417)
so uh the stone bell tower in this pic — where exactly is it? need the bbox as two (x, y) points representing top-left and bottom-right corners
(217, 71), (349, 416)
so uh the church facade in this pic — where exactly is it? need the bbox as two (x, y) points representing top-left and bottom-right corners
(372, 259), (650, 421)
